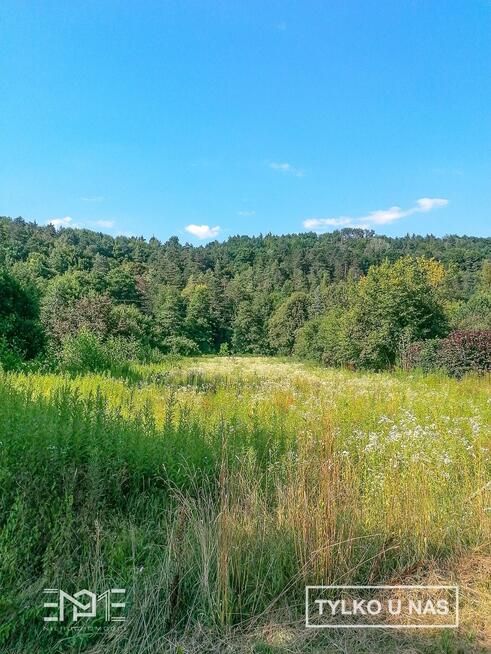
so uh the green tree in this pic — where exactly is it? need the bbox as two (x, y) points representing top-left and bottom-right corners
(110, 304), (148, 342)
(40, 272), (84, 343)
(107, 262), (141, 305)
(232, 295), (271, 354)
(0, 268), (44, 364)
(206, 269), (233, 349)
(268, 292), (310, 355)
(183, 283), (214, 353)
(49, 241), (78, 274)
(451, 291), (491, 330)
(347, 257), (448, 369)
(294, 309), (351, 367)
(479, 259), (491, 291)
(153, 286), (185, 346)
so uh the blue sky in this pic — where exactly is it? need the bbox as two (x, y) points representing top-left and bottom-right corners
(1, 1), (490, 242)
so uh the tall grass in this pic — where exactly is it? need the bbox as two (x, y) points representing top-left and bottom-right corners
(0, 358), (489, 653)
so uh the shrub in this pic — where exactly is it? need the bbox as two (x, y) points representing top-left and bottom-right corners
(347, 257), (448, 370)
(293, 316), (324, 361)
(405, 339), (443, 373)
(219, 342), (230, 355)
(407, 330), (491, 377)
(58, 330), (111, 374)
(0, 337), (23, 371)
(163, 335), (200, 356)
(0, 268), (44, 359)
(105, 335), (144, 361)
(294, 310), (351, 367)
(450, 292), (491, 331)
(440, 330), (491, 377)
(58, 330), (133, 377)
(110, 303), (149, 341)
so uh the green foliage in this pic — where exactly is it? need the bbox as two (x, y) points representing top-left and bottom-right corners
(219, 341), (230, 355)
(163, 334), (200, 355)
(293, 316), (323, 360)
(294, 308), (350, 366)
(110, 303), (148, 341)
(0, 337), (23, 371)
(1, 217), (491, 370)
(294, 258), (449, 370)
(0, 268), (44, 361)
(183, 283), (214, 353)
(153, 285), (185, 345)
(106, 261), (142, 304)
(57, 329), (109, 374)
(408, 330), (491, 377)
(479, 259), (491, 289)
(343, 257), (448, 369)
(268, 292), (309, 355)
(450, 291), (491, 330)
(232, 295), (271, 354)
(57, 329), (134, 377)
(40, 271), (85, 343)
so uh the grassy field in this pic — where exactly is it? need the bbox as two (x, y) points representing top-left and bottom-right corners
(0, 357), (489, 653)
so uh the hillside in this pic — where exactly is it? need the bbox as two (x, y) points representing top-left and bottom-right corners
(0, 216), (490, 373)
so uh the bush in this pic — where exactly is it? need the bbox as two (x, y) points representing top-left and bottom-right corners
(163, 335), (200, 356)
(58, 330), (133, 377)
(294, 310), (356, 368)
(350, 258), (448, 370)
(440, 330), (491, 378)
(58, 330), (110, 374)
(407, 330), (491, 377)
(405, 339), (443, 373)
(450, 292), (491, 331)
(219, 342), (230, 356)
(0, 268), (44, 360)
(110, 303), (149, 341)
(105, 335), (144, 361)
(0, 337), (23, 371)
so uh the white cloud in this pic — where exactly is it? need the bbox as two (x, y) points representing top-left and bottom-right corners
(185, 224), (221, 240)
(303, 197), (449, 232)
(269, 162), (305, 177)
(47, 216), (73, 228)
(366, 206), (409, 225)
(416, 197), (448, 212)
(95, 220), (115, 228)
(238, 210), (256, 217)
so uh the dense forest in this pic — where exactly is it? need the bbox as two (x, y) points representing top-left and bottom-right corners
(1, 215), (490, 374)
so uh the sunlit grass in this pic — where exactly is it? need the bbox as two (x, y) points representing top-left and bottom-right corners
(0, 357), (489, 653)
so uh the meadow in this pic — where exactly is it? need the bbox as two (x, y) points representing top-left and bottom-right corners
(0, 357), (489, 653)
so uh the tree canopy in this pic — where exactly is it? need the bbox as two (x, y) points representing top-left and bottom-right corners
(0, 215), (489, 371)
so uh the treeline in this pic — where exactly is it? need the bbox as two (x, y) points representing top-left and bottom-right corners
(0, 215), (490, 374)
